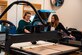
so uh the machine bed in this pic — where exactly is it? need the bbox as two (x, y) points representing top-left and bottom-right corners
(11, 41), (79, 55)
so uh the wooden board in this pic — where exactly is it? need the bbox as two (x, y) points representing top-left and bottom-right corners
(11, 41), (79, 55)
(0, 1), (7, 20)
(24, 46), (61, 55)
(45, 44), (79, 53)
(11, 41), (54, 49)
(23, 3), (41, 15)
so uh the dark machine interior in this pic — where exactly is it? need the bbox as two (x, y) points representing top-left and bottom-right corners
(31, 10), (52, 33)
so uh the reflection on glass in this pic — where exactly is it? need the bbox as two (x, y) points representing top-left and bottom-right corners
(50, 0), (64, 10)
(30, 15), (35, 22)
(55, 0), (64, 7)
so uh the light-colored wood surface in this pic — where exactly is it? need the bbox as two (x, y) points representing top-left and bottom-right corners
(24, 46), (61, 55)
(11, 41), (54, 49)
(45, 44), (79, 53)
(11, 41), (79, 55)
(0, 1), (7, 20)
(23, 3), (41, 15)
